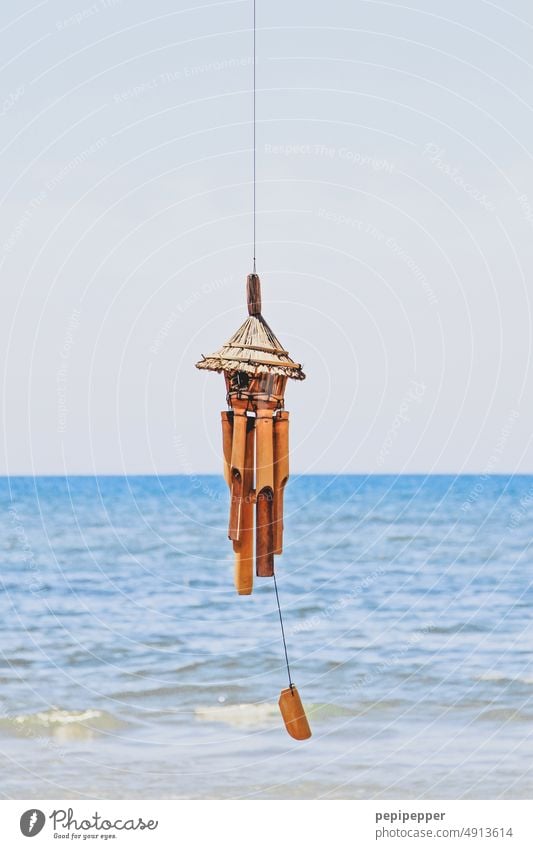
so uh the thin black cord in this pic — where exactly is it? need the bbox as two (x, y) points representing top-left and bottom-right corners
(252, 0), (256, 272)
(273, 573), (293, 690)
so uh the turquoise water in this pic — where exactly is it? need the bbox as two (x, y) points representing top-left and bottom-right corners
(0, 475), (531, 799)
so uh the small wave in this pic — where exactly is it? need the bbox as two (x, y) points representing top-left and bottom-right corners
(0, 658), (33, 668)
(195, 701), (353, 728)
(0, 708), (125, 740)
(477, 708), (533, 723)
(294, 606), (324, 618)
(196, 703), (280, 727)
(387, 535), (414, 542)
(113, 684), (204, 700)
(430, 623), (487, 634)
(477, 673), (533, 686)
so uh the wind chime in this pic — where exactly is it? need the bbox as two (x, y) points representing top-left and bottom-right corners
(195, 1), (311, 741)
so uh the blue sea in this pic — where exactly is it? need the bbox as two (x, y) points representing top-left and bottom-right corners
(0, 475), (531, 799)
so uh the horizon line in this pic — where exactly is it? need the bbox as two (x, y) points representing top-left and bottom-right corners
(0, 471), (532, 478)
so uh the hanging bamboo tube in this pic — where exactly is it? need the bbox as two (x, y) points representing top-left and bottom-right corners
(220, 411), (233, 487)
(256, 490), (274, 576)
(233, 417), (255, 594)
(273, 410), (289, 555)
(228, 402), (248, 543)
(255, 404), (275, 576)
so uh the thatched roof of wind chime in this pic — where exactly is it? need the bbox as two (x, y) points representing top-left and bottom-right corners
(195, 274), (305, 381)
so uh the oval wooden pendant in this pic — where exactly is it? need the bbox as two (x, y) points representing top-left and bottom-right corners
(278, 686), (312, 740)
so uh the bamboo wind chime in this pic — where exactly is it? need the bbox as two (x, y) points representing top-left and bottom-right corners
(195, 275), (311, 739)
(195, 0), (311, 741)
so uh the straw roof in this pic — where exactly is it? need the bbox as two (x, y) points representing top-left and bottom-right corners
(196, 313), (305, 380)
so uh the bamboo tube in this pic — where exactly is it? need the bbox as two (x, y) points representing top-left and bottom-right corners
(279, 686), (312, 740)
(220, 411), (233, 487)
(234, 418), (255, 595)
(256, 490), (274, 576)
(228, 406), (248, 542)
(255, 406), (275, 576)
(255, 407), (274, 493)
(273, 411), (289, 554)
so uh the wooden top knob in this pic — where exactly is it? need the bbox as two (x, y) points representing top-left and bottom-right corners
(247, 273), (262, 316)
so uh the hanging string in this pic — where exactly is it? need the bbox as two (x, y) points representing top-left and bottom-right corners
(273, 573), (293, 690)
(252, 0), (256, 273)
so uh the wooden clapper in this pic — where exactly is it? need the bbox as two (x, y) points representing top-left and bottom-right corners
(196, 273), (312, 741)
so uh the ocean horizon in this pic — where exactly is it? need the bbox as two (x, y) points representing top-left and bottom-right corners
(0, 474), (531, 799)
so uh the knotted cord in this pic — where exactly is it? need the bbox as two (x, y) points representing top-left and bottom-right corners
(252, 1), (293, 695)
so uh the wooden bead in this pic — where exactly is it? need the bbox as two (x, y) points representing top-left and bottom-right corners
(246, 273), (262, 316)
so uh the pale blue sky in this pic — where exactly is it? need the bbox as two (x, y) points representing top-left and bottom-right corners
(1, 0), (532, 474)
